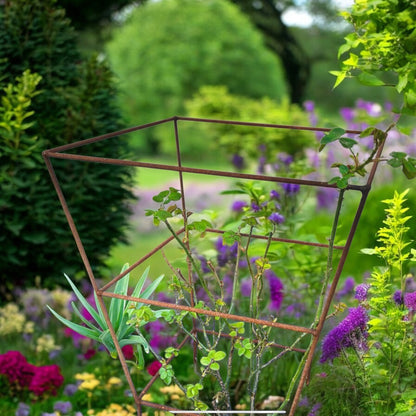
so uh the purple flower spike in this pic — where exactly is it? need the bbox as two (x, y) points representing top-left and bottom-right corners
(340, 107), (355, 123)
(231, 154), (244, 170)
(268, 212), (285, 224)
(270, 190), (280, 200)
(393, 290), (404, 305)
(282, 182), (300, 195)
(320, 305), (368, 363)
(231, 200), (247, 212)
(354, 283), (370, 302)
(336, 276), (355, 300)
(265, 270), (284, 311)
(404, 291), (416, 311)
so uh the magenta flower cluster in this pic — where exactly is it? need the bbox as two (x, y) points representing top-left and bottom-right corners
(0, 350), (63, 398)
(320, 306), (369, 363)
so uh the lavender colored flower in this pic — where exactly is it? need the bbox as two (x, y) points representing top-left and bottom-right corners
(251, 202), (260, 212)
(303, 100), (315, 113)
(335, 277), (355, 300)
(15, 403), (30, 416)
(404, 291), (416, 311)
(63, 383), (78, 396)
(231, 200), (247, 212)
(268, 212), (285, 224)
(340, 107), (354, 123)
(265, 270), (284, 311)
(198, 255), (210, 273)
(231, 154), (244, 170)
(270, 190), (280, 200)
(282, 182), (300, 195)
(240, 278), (252, 297)
(257, 155), (266, 174)
(54, 401), (72, 414)
(354, 283), (370, 302)
(279, 154), (293, 166)
(316, 187), (338, 211)
(320, 305), (368, 363)
(285, 302), (306, 318)
(216, 237), (238, 267)
(393, 290), (404, 305)
(308, 402), (322, 416)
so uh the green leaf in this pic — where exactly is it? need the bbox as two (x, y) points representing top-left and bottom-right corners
(109, 263), (130, 330)
(213, 351), (226, 361)
(339, 137), (358, 149)
(46, 305), (100, 341)
(153, 190), (169, 203)
(320, 128), (346, 148)
(209, 362), (220, 371)
(402, 159), (416, 179)
(357, 72), (385, 86)
(200, 356), (211, 366)
(63, 274), (106, 330)
(330, 70), (347, 89)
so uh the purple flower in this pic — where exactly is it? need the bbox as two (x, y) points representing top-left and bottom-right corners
(63, 383), (78, 396)
(270, 190), (280, 200)
(278, 153), (293, 165)
(231, 200), (247, 212)
(316, 187), (338, 211)
(268, 212), (285, 224)
(304, 100), (315, 113)
(285, 302), (306, 318)
(404, 291), (416, 311)
(336, 277), (355, 300)
(320, 306), (368, 363)
(240, 279), (252, 297)
(340, 107), (355, 123)
(308, 402), (322, 416)
(354, 284), (370, 302)
(15, 403), (30, 416)
(216, 237), (238, 267)
(232, 154), (244, 170)
(265, 270), (284, 311)
(54, 401), (72, 414)
(198, 255), (211, 273)
(282, 182), (300, 195)
(258, 155), (266, 174)
(393, 290), (404, 305)
(251, 202), (260, 212)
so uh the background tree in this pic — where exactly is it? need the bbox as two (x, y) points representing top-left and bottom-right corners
(0, 0), (135, 297)
(105, 0), (287, 153)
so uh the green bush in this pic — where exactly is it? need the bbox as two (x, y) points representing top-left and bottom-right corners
(182, 85), (315, 161)
(105, 0), (287, 153)
(0, 0), (135, 297)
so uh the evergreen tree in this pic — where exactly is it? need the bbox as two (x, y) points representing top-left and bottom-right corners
(0, 0), (135, 296)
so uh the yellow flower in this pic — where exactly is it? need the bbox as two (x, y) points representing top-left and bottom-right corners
(106, 376), (122, 387)
(0, 303), (26, 335)
(76, 372), (96, 381)
(36, 334), (61, 354)
(159, 385), (184, 396)
(79, 379), (100, 391)
(142, 393), (153, 401)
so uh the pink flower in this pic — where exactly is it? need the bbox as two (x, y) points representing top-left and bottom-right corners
(122, 345), (135, 360)
(147, 360), (162, 376)
(29, 364), (64, 397)
(0, 350), (35, 388)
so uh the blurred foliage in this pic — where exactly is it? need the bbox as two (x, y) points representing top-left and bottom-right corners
(183, 85), (315, 161)
(105, 0), (287, 153)
(333, 0), (416, 114)
(0, 0), (135, 296)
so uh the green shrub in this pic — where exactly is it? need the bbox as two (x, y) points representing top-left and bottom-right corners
(0, 0), (135, 297)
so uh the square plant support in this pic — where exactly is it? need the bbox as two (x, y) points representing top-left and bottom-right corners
(43, 116), (385, 416)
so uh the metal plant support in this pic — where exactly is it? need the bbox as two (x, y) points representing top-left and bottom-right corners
(43, 116), (385, 416)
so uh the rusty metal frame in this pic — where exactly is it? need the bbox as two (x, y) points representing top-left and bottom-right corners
(42, 116), (385, 416)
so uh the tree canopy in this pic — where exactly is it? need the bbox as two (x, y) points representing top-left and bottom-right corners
(105, 0), (287, 147)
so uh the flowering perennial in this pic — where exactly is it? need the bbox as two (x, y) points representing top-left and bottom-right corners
(320, 306), (368, 363)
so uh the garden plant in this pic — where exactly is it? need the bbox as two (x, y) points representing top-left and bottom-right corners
(2, 0), (416, 415)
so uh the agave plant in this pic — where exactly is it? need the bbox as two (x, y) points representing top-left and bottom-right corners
(47, 264), (164, 366)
